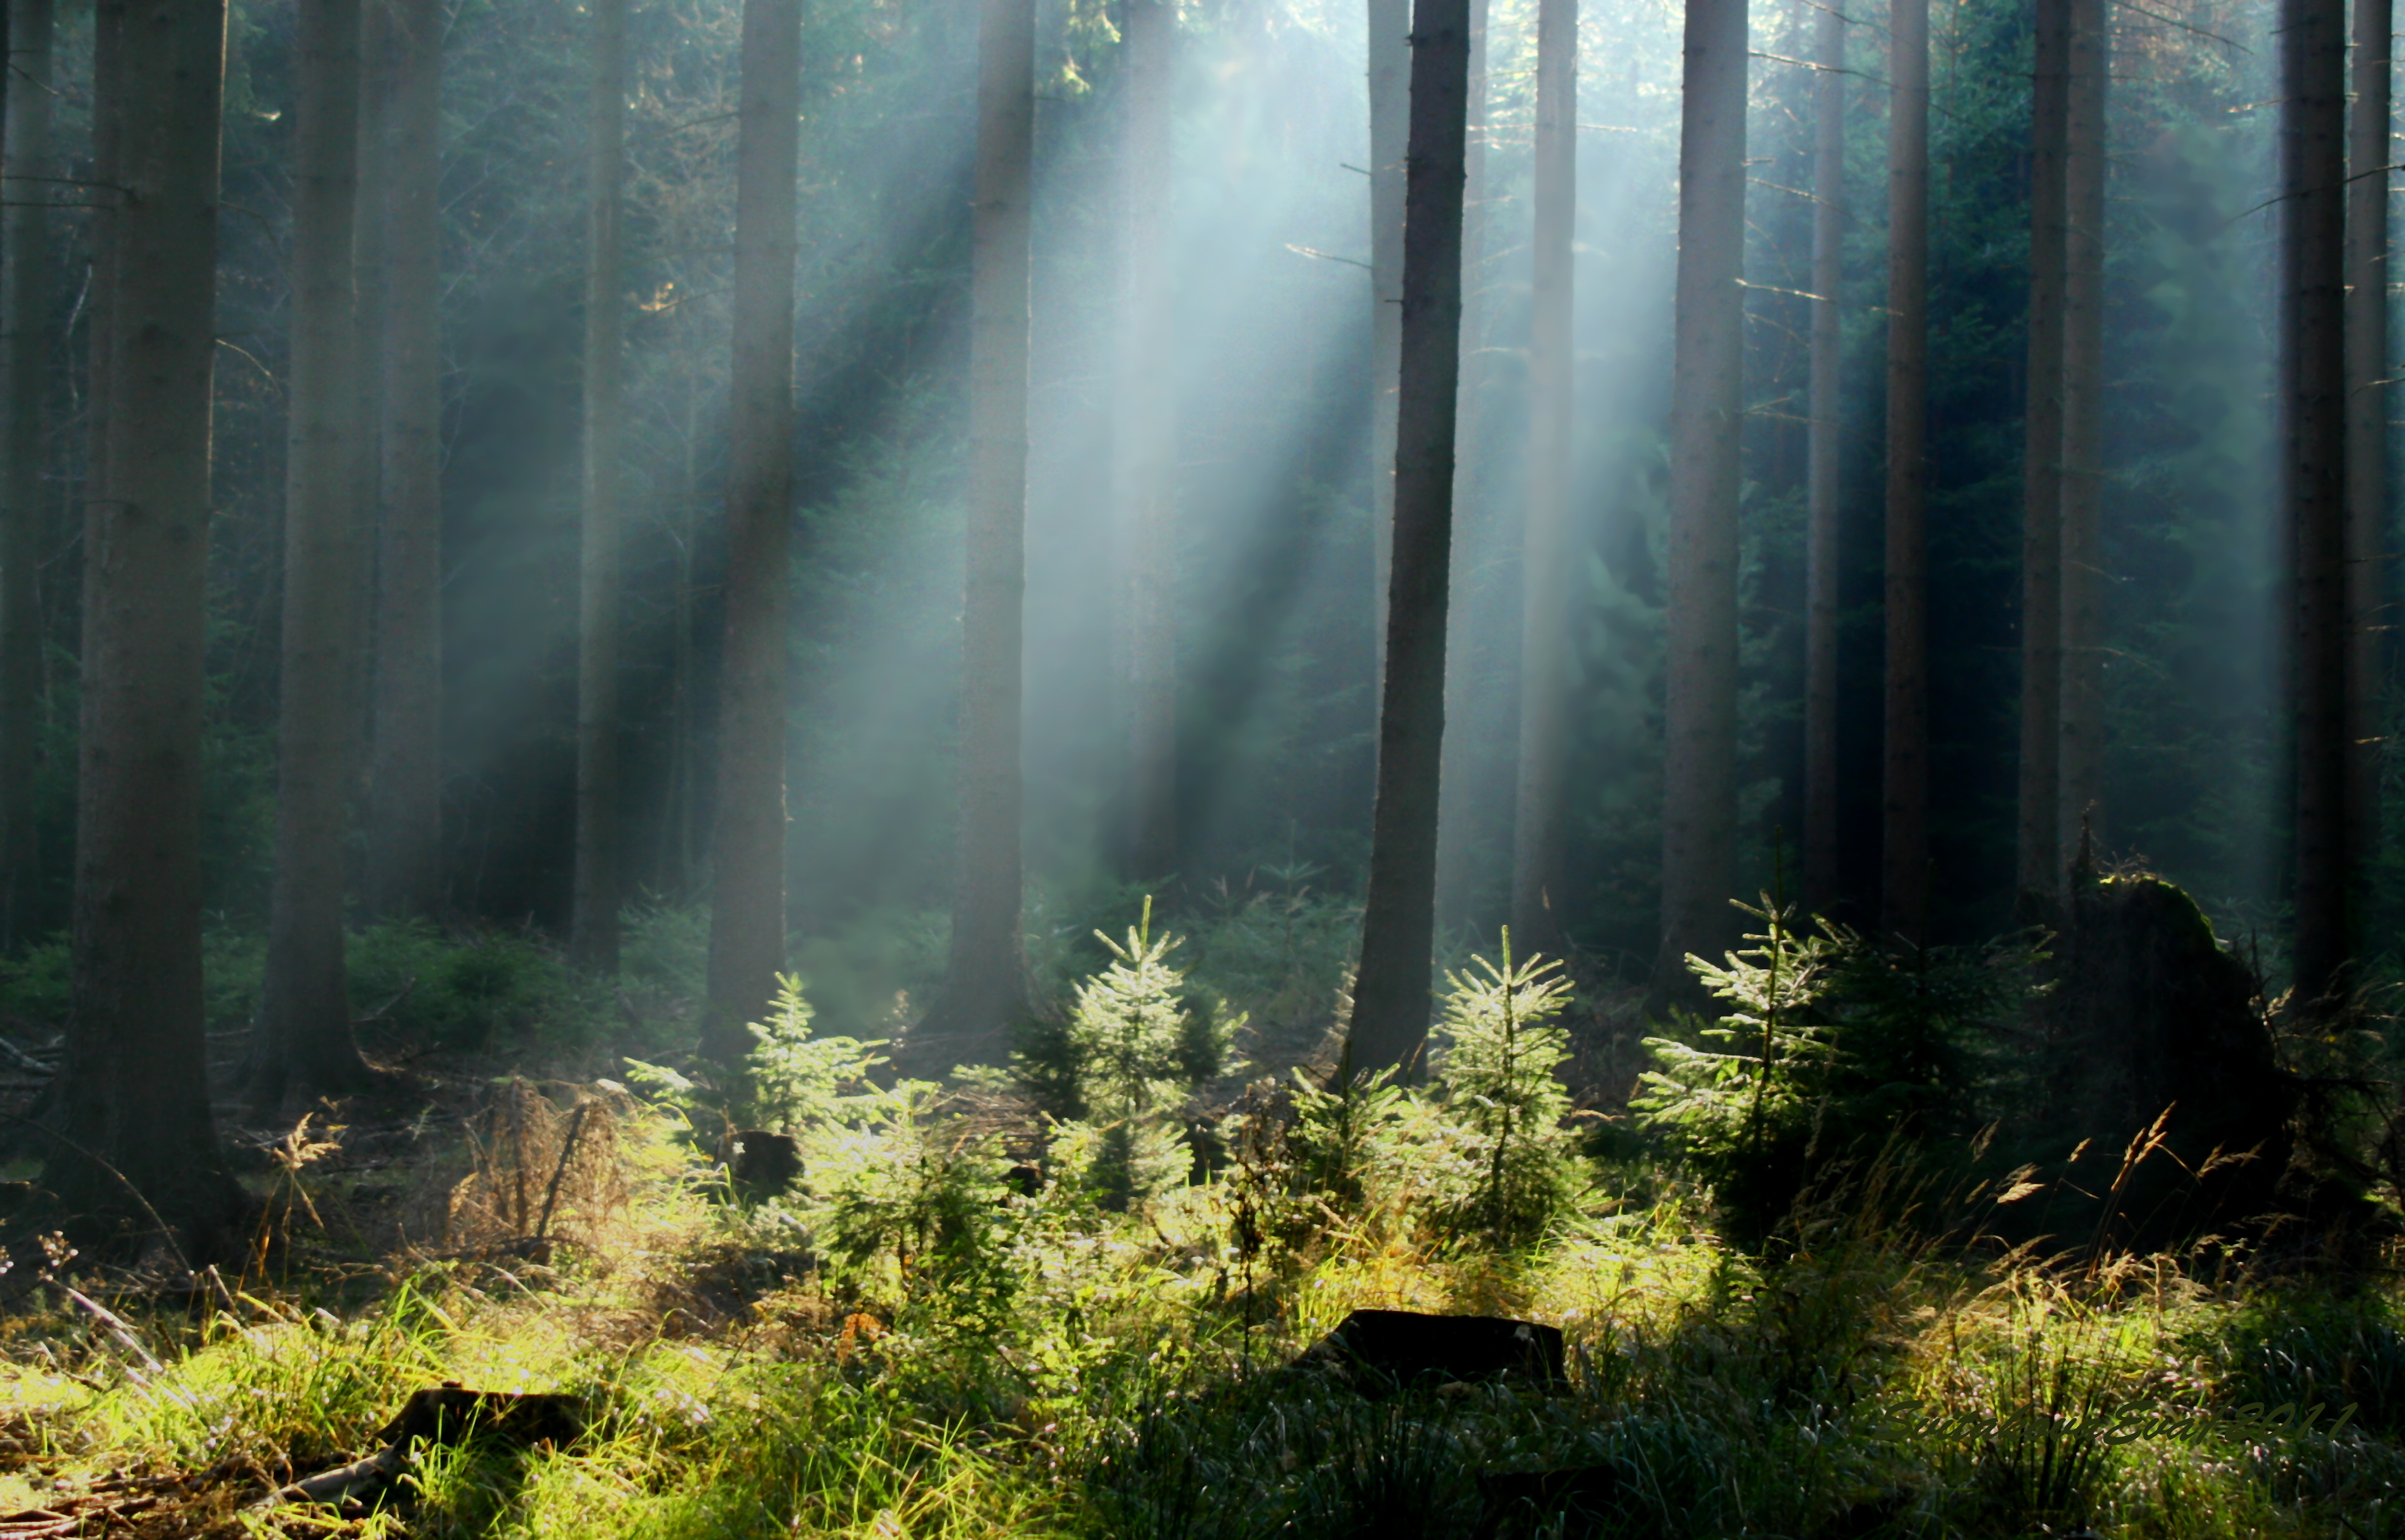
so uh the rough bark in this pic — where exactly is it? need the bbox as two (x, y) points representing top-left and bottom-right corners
(1118, 0), (1176, 884)
(572, 0), (629, 972)
(1509, 0), (1575, 953)
(2017, 0), (2070, 910)
(916, 0), (1035, 1065)
(0, 0), (51, 947)
(2347, 0), (2390, 934)
(254, 0), (374, 1112)
(2056, 0), (2106, 875)
(1651, 0), (1748, 1003)
(1801, 0), (1843, 914)
(1345, 0), (1471, 1077)
(1881, 0), (1929, 940)
(2282, 0), (2348, 998)
(57, 0), (241, 1252)
(698, 0), (801, 1063)
(352, 0), (387, 817)
(1368, 0), (1408, 667)
(368, 0), (442, 919)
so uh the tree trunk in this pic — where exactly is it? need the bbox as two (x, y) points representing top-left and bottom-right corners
(57, 0), (240, 1252)
(1881, 0), (1929, 939)
(351, 0), (386, 823)
(255, 0), (373, 1112)
(1367, 0), (1408, 670)
(572, 0), (629, 972)
(699, 0), (801, 1064)
(2056, 0), (2106, 874)
(1652, 0), (1748, 1002)
(1344, 0), (1471, 1077)
(1118, 0), (1176, 884)
(0, 0), (51, 948)
(1801, 0), (1843, 915)
(2347, 0), (2390, 936)
(2017, 0), (2069, 910)
(2282, 0), (2348, 997)
(1509, 0), (1575, 953)
(368, 0), (443, 919)
(916, 0), (1034, 1065)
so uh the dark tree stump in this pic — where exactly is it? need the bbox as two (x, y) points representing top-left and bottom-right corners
(1289, 1309), (1566, 1395)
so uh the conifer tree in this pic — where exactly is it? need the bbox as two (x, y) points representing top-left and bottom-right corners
(1882, 0), (1930, 939)
(1802, 0), (1844, 913)
(0, 0), (50, 946)
(2018, 0), (2070, 910)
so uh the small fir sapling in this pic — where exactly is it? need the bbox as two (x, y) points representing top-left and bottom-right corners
(1429, 929), (1582, 1249)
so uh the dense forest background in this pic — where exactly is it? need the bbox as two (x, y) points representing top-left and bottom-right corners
(0, 0), (2316, 1000)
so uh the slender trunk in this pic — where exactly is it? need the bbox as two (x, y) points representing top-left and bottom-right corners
(368, 0), (442, 917)
(2284, 0), (2348, 997)
(1509, 0), (1575, 952)
(1881, 0), (1929, 939)
(2347, 0), (2390, 929)
(1345, 0), (1472, 1077)
(1652, 0), (1749, 1002)
(1802, 0), (1844, 913)
(699, 0), (801, 1063)
(918, 0), (1034, 1064)
(1431, 0), (1490, 934)
(1368, 0), (1408, 670)
(58, 0), (239, 1251)
(255, 0), (372, 1111)
(1119, 0), (1176, 884)
(572, 0), (629, 971)
(351, 0), (386, 819)
(2057, 0), (2107, 872)
(0, 0), (53, 946)
(2018, 0), (2070, 908)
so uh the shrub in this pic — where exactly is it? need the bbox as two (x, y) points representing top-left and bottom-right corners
(1425, 936), (1582, 1250)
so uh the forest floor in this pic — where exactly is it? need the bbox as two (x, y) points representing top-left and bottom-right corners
(0, 898), (2397, 1537)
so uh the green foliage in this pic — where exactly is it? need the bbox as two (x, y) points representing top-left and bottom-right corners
(347, 919), (596, 1049)
(742, 976), (888, 1132)
(1634, 899), (2035, 1245)
(1425, 937), (1582, 1250)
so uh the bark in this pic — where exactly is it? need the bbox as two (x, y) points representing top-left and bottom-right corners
(698, 0), (801, 1063)
(572, 0), (629, 971)
(2017, 0), (2070, 909)
(0, 0), (51, 947)
(1344, 0), (1471, 1077)
(2347, 0), (2390, 930)
(1802, 0), (1844, 913)
(57, 0), (241, 1251)
(1882, 0), (1929, 939)
(1509, 0), (1575, 953)
(2056, 0), (2106, 875)
(351, 0), (386, 816)
(2282, 0), (2348, 997)
(1118, 0), (1176, 884)
(1367, 0), (1408, 667)
(368, 0), (442, 918)
(254, 0), (373, 1112)
(1651, 0), (1748, 1002)
(916, 0), (1034, 1065)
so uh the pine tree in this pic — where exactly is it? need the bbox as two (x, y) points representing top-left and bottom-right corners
(0, 0), (50, 946)
(2016, 0), (2070, 910)
(1802, 0), (1845, 913)
(1882, 0), (1930, 939)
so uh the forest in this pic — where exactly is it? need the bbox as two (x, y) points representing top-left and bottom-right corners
(0, 0), (2399, 1529)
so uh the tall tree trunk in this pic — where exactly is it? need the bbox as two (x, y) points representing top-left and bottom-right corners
(1881, 0), (1929, 939)
(1509, 0), (1575, 953)
(698, 0), (801, 1063)
(1802, 0), (1844, 913)
(0, 0), (51, 948)
(1652, 0), (1748, 1002)
(1345, 0), (1472, 1077)
(1368, 0), (1408, 670)
(57, 0), (239, 1251)
(2283, 0), (2349, 997)
(2056, 0), (2106, 872)
(2017, 0), (2070, 910)
(918, 0), (1034, 1064)
(1118, 0), (1176, 884)
(351, 0), (386, 823)
(368, 0), (442, 918)
(572, 0), (629, 971)
(254, 0), (372, 1112)
(2347, 0), (2390, 932)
